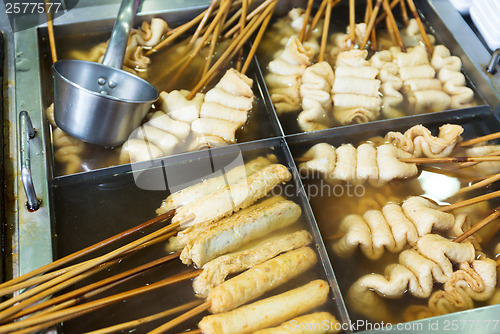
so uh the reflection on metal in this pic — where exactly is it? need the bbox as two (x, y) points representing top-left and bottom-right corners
(19, 110), (41, 211)
(486, 48), (500, 74)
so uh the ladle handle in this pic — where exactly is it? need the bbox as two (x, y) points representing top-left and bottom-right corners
(486, 48), (500, 75)
(102, 0), (140, 69)
(19, 110), (41, 211)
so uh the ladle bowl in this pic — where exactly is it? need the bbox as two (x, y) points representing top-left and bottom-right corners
(52, 0), (158, 147)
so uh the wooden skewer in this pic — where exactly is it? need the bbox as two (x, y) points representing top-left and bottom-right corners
(145, 3), (225, 56)
(223, 0), (275, 38)
(183, 0), (219, 57)
(405, 0), (433, 53)
(203, 0), (230, 77)
(382, 0), (406, 52)
(10, 308), (94, 334)
(220, 0), (254, 34)
(455, 173), (500, 196)
(241, 2), (276, 75)
(364, 0), (372, 23)
(385, 15), (397, 46)
(400, 0), (409, 26)
(147, 301), (210, 334)
(453, 209), (500, 243)
(44, 0), (57, 63)
(325, 232), (344, 241)
(0, 270), (201, 334)
(440, 190), (500, 212)
(0, 231), (172, 298)
(0, 220), (181, 320)
(236, 0), (248, 72)
(5, 249), (180, 323)
(0, 209), (175, 294)
(0, 260), (118, 324)
(305, 0), (328, 41)
(459, 132), (500, 147)
(349, 0), (356, 48)
(375, 0), (401, 25)
(299, 0), (315, 42)
(188, 1), (276, 99)
(360, 0), (383, 49)
(400, 156), (500, 164)
(318, 0), (333, 62)
(169, 0), (233, 89)
(497, 258), (500, 268)
(86, 301), (202, 334)
(482, 217), (500, 245)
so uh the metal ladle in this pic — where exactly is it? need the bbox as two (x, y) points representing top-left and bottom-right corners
(52, 0), (158, 147)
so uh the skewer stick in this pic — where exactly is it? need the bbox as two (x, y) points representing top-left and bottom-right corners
(0, 270), (201, 334)
(400, 156), (500, 164)
(455, 173), (500, 196)
(405, 0), (433, 53)
(375, 0), (401, 24)
(400, 0), (409, 26)
(44, 0), (57, 63)
(319, 0), (333, 62)
(0, 231), (172, 298)
(5, 250), (180, 323)
(459, 132), (500, 147)
(349, 0), (356, 48)
(325, 232), (344, 241)
(360, 0), (383, 49)
(26, 266), (147, 321)
(382, 0), (406, 52)
(188, 1), (276, 99)
(0, 209), (175, 294)
(241, 3), (275, 75)
(0, 220), (182, 320)
(170, 0), (233, 89)
(305, 0), (327, 41)
(223, 0), (275, 38)
(236, 0), (248, 71)
(440, 190), (500, 212)
(453, 209), (500, 243)
(221, 0), (255, 34)
(385, 16), (397, 46)
(147, 301), (210, 334)
(10, 308), (95, 334)
(203, 0), (230, 77)
(86, 300), (203, 334)
(364, 0), (372, 23)
(184, 0), (219, 56)
(482, 217), (500, 245)
(299, 0), (315, 42)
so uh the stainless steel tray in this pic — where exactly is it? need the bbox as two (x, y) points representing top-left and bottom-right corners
(288, 112), (500, 333)
(50, 137), (348, 332)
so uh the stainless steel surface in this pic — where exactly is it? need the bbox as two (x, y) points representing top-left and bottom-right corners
(52, 59), (158, 146)
(487, 48), (500, 74)
(19, 110), (41, 211)
(52, 0), (158, 147)
(50, 137), (347, 332)
(102, 0), (139, 69)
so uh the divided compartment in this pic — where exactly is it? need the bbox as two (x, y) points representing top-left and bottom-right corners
(37, 6), (283, 179)
(287, 112), (500, 331)
(50, 138), (349, 333)
(254, 0), (491, 135)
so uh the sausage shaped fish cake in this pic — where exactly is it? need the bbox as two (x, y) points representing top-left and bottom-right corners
(193, 230), (313, 298)
(172, 164), (292, 228)
(208, 247), (318, 313)
(180, 200), (302, 267)
(198, 279), (330, 334)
